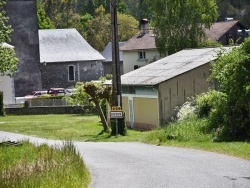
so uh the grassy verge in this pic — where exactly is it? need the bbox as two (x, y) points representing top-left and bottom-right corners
(142, 118), (250, 160)
(0, 141), (90, 188)
(0, 114), (249, 160)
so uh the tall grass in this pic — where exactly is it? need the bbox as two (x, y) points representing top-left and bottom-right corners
(0, 141), (90, 188)
(144, 118), (214, 144)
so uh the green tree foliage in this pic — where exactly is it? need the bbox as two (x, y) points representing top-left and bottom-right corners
(43, 0), (78, 28)
(84, 81), (112, 132)
(84, 5), (138, 51)
(77, 0), (110, 16)
(117, 0), (129, 14)
(123, 0), (151, 20)
(84, 5), (111, 52)
(0, 0), (18, 76)
(196, 90), (227, 129)
(71, 81), (112, 132)
(217, 0), (250, 27)
(208, 38), (250, 140)
(146, 0), (218, 56)
(37, 1), (55, 29)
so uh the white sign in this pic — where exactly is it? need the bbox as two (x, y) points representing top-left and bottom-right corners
(110, 111), (124, 118)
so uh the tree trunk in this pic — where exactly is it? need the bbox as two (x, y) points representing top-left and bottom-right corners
(94, 100), (109, 132)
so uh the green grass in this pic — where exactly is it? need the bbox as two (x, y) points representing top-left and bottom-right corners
(143, 118), (250, 160)
(0, 114), (249, 160)
(0, 114), (149, 141)
(0, 141), (90, 188)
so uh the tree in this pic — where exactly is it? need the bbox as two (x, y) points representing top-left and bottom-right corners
(209, 38), (250, 140)
(37, 1), (55, 29)
(70, 81), (112, 132)
(84, 5), (138, 52)
(84, 5), (111, 52)
(84, 81), (112, 132)
(146, 0), (218, 56)
(0, 0), (18, 76)
(216, 0), (250, 27)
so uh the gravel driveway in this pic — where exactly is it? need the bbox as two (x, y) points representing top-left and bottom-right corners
(1, 131), (250, 188)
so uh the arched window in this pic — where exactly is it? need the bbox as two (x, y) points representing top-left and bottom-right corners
(68, 65), (75, 81)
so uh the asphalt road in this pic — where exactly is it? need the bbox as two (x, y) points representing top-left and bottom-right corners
(0, 131), (250, 188)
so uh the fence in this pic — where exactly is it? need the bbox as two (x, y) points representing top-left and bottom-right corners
(25, 98), (73, 107)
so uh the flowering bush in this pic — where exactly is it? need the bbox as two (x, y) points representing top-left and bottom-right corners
(176, 97), (196, 121)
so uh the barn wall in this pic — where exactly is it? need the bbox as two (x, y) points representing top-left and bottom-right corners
(158, 63), (213, 124)
(41, 61), (103, 89)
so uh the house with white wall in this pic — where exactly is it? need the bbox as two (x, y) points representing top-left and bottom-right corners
(102, 42), (125, 76)
(0, 43), (15, 105)
(120, 19), (161, 74)
(0, 76), (15, 105)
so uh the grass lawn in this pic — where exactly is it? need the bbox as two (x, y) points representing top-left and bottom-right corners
(0, 114), (150, 142)
(0, 114), (249, 160)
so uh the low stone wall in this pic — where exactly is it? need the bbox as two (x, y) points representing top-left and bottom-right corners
(5, 106), (97, 115)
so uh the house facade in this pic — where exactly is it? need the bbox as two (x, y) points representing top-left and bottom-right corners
(0, 76), (15, 105)
(120, 19), (161, 74)
(204, 20), (249, 45)
(102, 42), (125, 76)
(39, 29), (105, 89)
(120, 19), (248, 78)
(121, 47), (231, 130)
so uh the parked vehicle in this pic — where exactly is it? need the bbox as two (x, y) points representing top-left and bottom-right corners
(25, 91), (47, 98)
(47, 88), (66, 96)
(15, 90), (47, 104)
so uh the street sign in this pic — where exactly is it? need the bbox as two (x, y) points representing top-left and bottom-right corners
(110, 110), (124, 118)
(112, 106), (122, 110)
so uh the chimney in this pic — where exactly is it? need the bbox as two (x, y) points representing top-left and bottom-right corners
(140, 18), (149, 34)
(225, 17), (234, 22)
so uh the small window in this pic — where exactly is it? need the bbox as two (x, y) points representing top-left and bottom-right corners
(138, 51), (146, 60)
(134, 65), (140, 70)
(68, 65), (75, 81)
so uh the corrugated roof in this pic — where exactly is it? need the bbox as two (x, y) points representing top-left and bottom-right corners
(102, 42), (126, 62)
(204, 20), (239, 41)
(121, 47), (231, 86)
(39, 28), (105, 63)
(120, 30), (156, 51)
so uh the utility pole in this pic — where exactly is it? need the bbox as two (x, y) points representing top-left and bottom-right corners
(110, 0), (126, 136)
(111, 0), (122, 107)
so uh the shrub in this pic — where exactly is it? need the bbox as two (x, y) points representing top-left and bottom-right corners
(175, 96), (196, 121)
(196, 90), (227, 129)
(144, 118), (212, 143)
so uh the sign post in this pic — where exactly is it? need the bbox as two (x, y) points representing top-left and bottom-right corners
(110, 106), (124, 136)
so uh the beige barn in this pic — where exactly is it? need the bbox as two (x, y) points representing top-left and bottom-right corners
(121, 47), (230, 130)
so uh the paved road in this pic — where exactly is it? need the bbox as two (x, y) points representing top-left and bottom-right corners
(0, 131), (250, 188)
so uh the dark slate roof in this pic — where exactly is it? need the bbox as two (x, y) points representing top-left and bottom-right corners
(121, 47), (231, 86)
(120, 30), (156, 51)
(102, 42), (126, 62)
(39, 28), (104, 63)
(204, 20), (243, 41)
